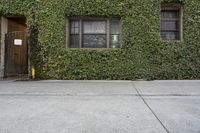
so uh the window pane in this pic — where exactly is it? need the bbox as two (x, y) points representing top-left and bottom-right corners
(161, 11), (179, 19)
(83, 35), (106, 48)
(161, 31), (179, 40)
(71, 21), (79, 28)
(69, 35), (79, 48)
(111, 20), (120, 34)
(70, 21), (79, 34)
(83, 21), (106, 34)
(75, 28), (79, 34)
(161, 20), (179, 31)
(110, 35), (120, 48)
(74, 21), (79, 27)
(71, 28), (79, 34)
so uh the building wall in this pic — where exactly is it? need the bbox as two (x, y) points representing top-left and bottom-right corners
(1, 0), (200, 80)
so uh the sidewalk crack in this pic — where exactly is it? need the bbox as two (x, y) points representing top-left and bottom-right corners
(131, 82), (170, 133)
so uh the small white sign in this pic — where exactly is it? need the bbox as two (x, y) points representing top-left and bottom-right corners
(14, 39), (22, 45)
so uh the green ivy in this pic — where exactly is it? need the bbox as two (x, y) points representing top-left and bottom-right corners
(1, 0), (200, 80)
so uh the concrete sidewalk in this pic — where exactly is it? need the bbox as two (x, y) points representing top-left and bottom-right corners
(0, 80), (200, 133)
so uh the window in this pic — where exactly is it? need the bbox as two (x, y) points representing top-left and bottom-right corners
(68, 17), (121, 48)
(161, 4), (182, 41)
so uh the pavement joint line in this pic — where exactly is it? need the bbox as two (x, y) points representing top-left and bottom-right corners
(131, 82), (170, 133)
(140, 94), (200, 97)
(0, 93), (200, 97)
(13, 80), (134, 83)
(0, 93), (139, 97)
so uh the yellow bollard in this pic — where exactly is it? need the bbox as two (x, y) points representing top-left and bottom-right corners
(31, 66), (35, 80)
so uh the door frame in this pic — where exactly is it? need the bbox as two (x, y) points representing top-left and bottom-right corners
(0, 17), (8, 78)
(0, 16), (30, 78)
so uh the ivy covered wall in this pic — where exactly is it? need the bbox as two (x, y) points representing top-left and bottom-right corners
(0, 0), (200, 80)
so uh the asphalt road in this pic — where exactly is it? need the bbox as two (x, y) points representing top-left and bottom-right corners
(0, 80), (200, 133)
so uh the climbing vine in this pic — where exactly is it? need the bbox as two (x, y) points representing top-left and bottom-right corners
(1, 0), (200, 80)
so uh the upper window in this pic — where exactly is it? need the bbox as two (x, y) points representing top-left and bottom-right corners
(68, 17), (121, 48)
(161, 4), (182, 41)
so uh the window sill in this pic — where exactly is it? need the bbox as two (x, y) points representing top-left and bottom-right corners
(160, 39), (184, 43)
(66, 48), (121, 50)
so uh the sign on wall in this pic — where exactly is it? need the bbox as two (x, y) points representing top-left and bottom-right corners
(14, 39), (22, 45)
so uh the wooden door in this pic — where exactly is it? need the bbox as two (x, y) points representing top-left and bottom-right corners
(5, 32), (28, 76)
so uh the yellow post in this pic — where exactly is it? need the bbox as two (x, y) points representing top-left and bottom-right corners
(31, 66), (35, 79)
